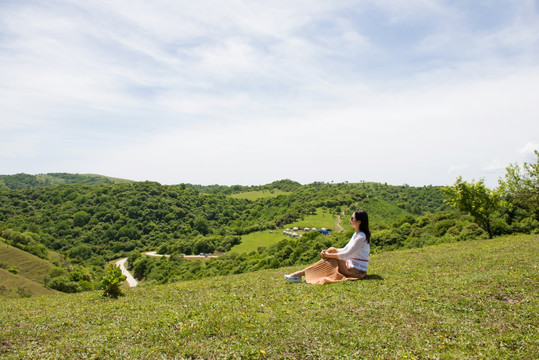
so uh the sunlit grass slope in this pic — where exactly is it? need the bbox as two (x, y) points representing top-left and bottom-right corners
(0, 241), (58, 297)
(0, 269), (57, 298)
(0, 241), (58, 298)
(229, 189), (292, 200)
(284, 207), (337, 230)
(230, 208), (337, 253)
(0, 241), (53, 285)
(1, 235), (537, 359)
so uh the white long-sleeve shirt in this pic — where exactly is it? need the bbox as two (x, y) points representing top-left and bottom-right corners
(336, 231), (370, 272)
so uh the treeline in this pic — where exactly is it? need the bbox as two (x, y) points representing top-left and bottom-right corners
(0, 180), (449, 264)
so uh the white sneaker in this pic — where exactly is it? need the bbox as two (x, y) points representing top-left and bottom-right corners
(284, 275), (302, 283)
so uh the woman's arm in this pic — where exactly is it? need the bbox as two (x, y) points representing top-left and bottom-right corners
(321, 249), (339, 259)
(331, 233), (366, 260)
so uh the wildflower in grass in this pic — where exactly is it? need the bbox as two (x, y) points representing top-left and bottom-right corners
(260, 350), (266, 354)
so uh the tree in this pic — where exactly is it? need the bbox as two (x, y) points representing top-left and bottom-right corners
(48, 276), (82, 293)
(194, 217), (210, 235)
(499, 150), (539, 220)
(73, 211), (91, 227)
(443, 177), (501, 239)
(69, 244), (93, 260)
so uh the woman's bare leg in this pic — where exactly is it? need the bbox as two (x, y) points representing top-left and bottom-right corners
(286, 247), (340, 278)
(287, 248), (337, 277)
(288, 269), (305, 277)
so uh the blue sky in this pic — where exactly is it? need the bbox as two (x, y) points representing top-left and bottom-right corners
(1, 0), (538, 186)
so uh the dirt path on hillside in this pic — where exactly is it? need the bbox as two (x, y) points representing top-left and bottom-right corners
(115, 252), (220, 288)
(115, 258), (138, 287)
(336, 204), (360, 232)
(336, 209), (346, 232)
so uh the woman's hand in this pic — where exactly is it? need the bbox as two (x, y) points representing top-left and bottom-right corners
(321, 250), (335, 259)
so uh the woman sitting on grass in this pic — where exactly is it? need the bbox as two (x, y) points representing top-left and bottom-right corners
(284, 210), (370, 285)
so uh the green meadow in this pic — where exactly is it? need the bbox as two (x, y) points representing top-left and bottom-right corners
(284, 208), (337, 230)
(1, 234), (537, 359)
(230, 208), (338, 254)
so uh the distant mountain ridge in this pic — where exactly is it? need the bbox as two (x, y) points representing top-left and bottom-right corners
(0, 173), (134, 190)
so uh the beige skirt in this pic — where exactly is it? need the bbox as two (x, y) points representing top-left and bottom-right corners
(304, 248), (367, 285)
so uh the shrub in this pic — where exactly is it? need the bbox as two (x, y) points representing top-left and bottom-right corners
(48, 266), (69, 278)
(48, 276), (82, 293)
(101, 264), (126, 299)
(69, 244), (93, 260)
(460, 223), (488, 241)
(25, 243), (49, 259)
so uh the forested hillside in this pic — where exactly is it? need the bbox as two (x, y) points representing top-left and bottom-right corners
(0, 173), (132, 190)
(1, 166), (536, 294)
(0, 179), (450, 291)
(0, 180), (447, 260)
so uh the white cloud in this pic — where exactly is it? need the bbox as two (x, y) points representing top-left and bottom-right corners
(1, 1), (538, 186)
(448, 165), (467, 174)
(481, 157), (509, 172)
(519, 142), (538, 155)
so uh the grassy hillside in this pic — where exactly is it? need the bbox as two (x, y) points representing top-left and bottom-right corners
(0, 269), (58, 298)
(0, 241), (58, 298)
(0, 241), (53, 284)
(1, 235), (537, 359)
(360, 197), (411, 228)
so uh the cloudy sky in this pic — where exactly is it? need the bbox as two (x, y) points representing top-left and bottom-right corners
(1, 0), (538, 187)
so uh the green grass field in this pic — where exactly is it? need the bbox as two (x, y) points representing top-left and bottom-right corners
(285, 208), (337, 230)
(230, 230), (289, 254)
(1, 234), (537, 359)
(230, 208), (338, 254)
(229, 189), (292, 201)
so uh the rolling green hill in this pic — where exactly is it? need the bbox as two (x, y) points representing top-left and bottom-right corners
(1, 234), (537, 359)
(0, 173), (133, 190)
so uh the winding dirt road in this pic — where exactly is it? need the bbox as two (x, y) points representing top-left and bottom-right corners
(115, 258), (138, 287)
(115, 252), (220, 288)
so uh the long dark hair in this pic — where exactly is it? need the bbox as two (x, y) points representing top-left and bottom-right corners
(354, 210), (371, 243)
